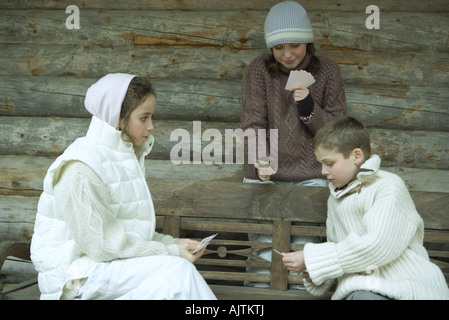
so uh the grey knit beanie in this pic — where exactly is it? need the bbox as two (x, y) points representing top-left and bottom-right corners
(264, 1), (314, 49)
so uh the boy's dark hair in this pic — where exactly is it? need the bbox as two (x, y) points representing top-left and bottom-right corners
(120, 77), (155, 134)
(313, 116), (371, 159)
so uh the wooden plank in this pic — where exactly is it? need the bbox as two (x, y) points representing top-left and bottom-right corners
(0, 76), (242, 122)
(1, 43), (447, 86)
(425, 232), (449, 243)
(197, 258), (270, 269)
(270, 220), (290, 290)
(0, 1), (447, 12)
(0, 257), (36, 285)
(0, 43), (255, 80)
(319, 47), (449, 87)
(150, 180), (449, 230)
(162, 216), (181, 238)
(313, 11), (449, 53)
(0, 196), (37, 241)
(344, 84), (449, 132)
(0, 241), (31, 264)
(209, 284), (332, 300)
(0, 277), (37, 295)
(181, 220), (273, 235)
(2, 179), (448, 243)
(1, 155), (449, 194)
(1, 282), (39, 300)
(2, 10), (447, 53)
(1, 117), (448, 169)
(369, 128), (449, 169)
(200, 271), (271, 284)
(2, 76), (448, 132)
(150, 180), (330, 222)
(0, 10), (265, 50)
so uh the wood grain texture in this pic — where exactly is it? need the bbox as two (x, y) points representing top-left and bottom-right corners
(1, 76), (448, 131)
(1, 117), (448, 169)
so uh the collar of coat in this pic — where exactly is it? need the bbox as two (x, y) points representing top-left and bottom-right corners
(330, 154), (381, 199)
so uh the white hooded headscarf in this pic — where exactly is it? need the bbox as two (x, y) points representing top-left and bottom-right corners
(84, 73), (136, 129)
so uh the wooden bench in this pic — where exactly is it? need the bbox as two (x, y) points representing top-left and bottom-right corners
(152, 179), (449, 299)
(1, 178), (449, 300)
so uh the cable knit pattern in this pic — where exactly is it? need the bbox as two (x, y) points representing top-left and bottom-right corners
(241, 52), (347, 181)
(55, 161), (179, 262)
(303, 155), (449, 300)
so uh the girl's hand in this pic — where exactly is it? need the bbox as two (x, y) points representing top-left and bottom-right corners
(175, 238), (205, 263)
(254, 161), (275, 181)
(281, 250), (307, 274)
(291, 86), (309, 103)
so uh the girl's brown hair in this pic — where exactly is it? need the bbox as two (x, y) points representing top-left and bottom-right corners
(119, 77), (155, 135)
(265, 43), (320, 74)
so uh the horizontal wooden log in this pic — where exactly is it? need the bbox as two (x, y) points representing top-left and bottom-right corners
(1, 179), (448, 241)
(1, 10), (264, 50)
(1, 117), (448, 169)
(0, 195), (37, 241)
(70, 179), (449, 229)
(345, 84), (449, 132)
(1, 0), (447, 12)
(0, 76), (242, 122)
(0, 43), (254, 80)
(1, 43), (448, 86)
(1, 155), (449, 195)
(1, 76), (448, 131)
(2, 10), (447, 53)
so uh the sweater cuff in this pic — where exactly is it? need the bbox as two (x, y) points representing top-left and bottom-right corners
(167, 243), (181, 256)
(297, 93), (314, 118)
(304, 242), (344, 286)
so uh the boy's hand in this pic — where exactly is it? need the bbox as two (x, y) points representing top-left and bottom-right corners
(282, 250), (307, 274)
(302, 271), (312, 284)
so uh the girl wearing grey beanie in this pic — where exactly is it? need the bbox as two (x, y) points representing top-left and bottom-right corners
(241, 1), (347, 183)
(241, 1), (347, 290)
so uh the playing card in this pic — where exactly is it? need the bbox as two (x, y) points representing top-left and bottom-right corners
(191, 233), (218, 254)
(285, 70), (316, 90)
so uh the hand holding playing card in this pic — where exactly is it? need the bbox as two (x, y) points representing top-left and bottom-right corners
(285, 70), (315, 103)
(191, 233), (218, 254)
(285, 70), (316, 90)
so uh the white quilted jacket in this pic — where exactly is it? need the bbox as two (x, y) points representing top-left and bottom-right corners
(31, 116), (156, 299)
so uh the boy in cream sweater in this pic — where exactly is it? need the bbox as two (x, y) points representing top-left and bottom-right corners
(281, 116), (449, 300)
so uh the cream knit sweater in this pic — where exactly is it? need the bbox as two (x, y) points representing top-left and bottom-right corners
(303, 155), (449, 300)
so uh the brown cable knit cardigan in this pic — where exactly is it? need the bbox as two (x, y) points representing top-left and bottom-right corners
(240, 52), (347, 181)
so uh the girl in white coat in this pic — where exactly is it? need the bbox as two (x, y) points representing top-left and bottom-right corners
(31, 73), (216, 300)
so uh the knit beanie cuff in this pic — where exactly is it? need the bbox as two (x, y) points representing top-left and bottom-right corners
(265, 28), (314, 49)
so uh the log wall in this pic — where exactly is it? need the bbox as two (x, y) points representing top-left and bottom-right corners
(0, 0), (448, 241)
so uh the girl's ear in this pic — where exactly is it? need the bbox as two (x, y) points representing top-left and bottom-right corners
(352, 148), (365, 166)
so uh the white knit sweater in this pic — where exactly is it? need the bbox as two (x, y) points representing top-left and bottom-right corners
(303, 155), (449, 300)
